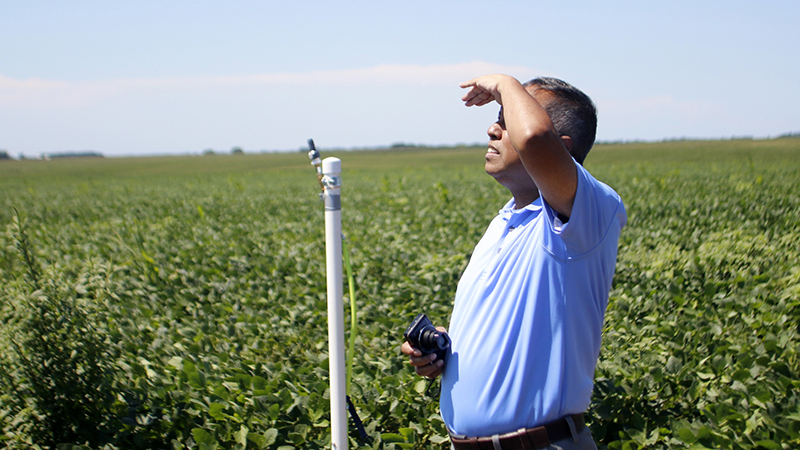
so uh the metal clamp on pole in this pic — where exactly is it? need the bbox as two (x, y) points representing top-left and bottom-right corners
(308, 139), (325, 191)
(321, 159), (342, 211)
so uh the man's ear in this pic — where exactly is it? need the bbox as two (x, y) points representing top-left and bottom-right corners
(560, 135), (573, 153)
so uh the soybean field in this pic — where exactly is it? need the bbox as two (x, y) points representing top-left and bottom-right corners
(1, 138), (799, 449)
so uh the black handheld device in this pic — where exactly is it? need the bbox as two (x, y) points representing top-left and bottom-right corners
(404, 314), (450, 363)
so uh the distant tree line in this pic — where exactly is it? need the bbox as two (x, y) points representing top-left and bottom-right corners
(0, 151), (104, 161)
(46, 152), (104, 159)
(203, 147), (245, 155)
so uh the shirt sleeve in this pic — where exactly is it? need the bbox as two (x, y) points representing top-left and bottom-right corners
(544, 161), (626, 257)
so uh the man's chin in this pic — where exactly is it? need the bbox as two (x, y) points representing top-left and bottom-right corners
(485, 166), (502, 180)
(485, 160), (501, 175)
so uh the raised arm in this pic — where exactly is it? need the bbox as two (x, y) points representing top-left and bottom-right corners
(460, 74), (578, 217)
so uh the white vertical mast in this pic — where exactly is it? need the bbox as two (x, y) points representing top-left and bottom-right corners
(322, 156), (347, 450)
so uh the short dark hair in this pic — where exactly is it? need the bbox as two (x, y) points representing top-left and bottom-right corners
(524, 77), (597, 165)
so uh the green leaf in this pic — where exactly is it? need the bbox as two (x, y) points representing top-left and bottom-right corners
(235, 425), (249, 446)
(398, 427), (416, 442)
(167, 355), (183, 369)
(430, 435), (449, 444)
(753, 440), (781, 450)
(183, 359), (197, 373)
(677, 427), (697, 444)
(247, 433), (267, 449)
(688, 444), (714, 450)
(268, 403), (281, 420)
(665, 355), (682, 373)
(208, 402), (225, 420)
(252, 375), (267, 390)
(264, 428), (278, 446)
(192, 428), (215, 445)
(381, 433), (407, 443)
(188, 369), (206, 388)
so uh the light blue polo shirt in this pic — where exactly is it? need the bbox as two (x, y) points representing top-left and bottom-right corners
(440, 162), (626, 437)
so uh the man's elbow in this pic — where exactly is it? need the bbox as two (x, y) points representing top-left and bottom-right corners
(513, 123), (563, 157)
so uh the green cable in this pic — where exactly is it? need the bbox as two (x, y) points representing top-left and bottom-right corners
(342, 235), (357, 396)
(343, 237), (370, 441)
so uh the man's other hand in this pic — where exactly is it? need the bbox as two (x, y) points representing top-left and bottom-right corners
(401, 326), (447, 379)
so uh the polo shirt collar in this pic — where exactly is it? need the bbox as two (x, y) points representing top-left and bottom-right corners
(499, 197), (543, 215)
(499, 197), (544, 229)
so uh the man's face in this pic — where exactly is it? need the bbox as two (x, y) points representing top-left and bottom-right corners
(484, 86), (543, 190)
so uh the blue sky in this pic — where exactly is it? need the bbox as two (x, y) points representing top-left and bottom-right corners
(1, 1), (798, 157)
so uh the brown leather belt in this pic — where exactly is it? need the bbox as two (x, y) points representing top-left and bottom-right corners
(449, 414), (585, 450)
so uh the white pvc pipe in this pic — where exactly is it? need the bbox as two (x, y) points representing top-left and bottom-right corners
(322, 157), (347, 450)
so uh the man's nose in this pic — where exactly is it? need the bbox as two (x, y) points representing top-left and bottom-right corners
(487, 122), (502, 140)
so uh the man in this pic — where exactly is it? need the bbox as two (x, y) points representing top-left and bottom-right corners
(401, 74), (626, 450)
